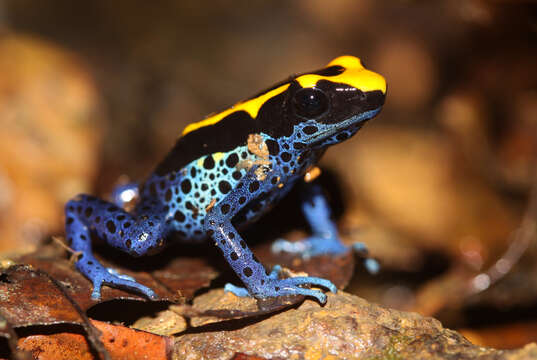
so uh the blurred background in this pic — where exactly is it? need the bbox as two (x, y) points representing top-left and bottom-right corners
(0, 0), (535, 350)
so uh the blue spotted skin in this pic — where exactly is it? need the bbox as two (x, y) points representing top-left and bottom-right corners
(65, 57), (386, 303)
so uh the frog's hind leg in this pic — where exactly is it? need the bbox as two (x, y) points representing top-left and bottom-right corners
(271, 182), (380, 274)
(65, 195), (165, 299)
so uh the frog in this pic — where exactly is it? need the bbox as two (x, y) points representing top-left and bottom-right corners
(65, 55), (386, 304)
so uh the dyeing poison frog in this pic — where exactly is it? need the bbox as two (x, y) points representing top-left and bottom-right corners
(65, 56), (386, 304)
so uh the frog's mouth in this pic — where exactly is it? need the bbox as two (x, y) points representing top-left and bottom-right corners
(306, 106), (382, 145)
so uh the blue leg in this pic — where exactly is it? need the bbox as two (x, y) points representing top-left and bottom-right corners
(271, 183), (380, 274)
(65, 195), (166, 299)
(205, 167), (337, 304)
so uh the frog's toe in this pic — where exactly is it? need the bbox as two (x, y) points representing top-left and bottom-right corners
(90, 267), (158, 300)
(261, 276), (336, 304)
(224, 283), (250, 297)
(352, 242), (380, 274)
(267, 264), (282, 280)
(283, 276), (338, 294)
(364, 258), (380, 274)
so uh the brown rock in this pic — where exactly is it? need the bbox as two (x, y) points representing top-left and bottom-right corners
(174, 290), (536, 360)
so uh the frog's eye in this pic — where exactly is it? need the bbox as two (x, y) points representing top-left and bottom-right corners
(292, 88), (329, 119)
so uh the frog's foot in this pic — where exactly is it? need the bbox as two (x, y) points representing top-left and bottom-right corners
(225, 265), (336, 304)
(271, 237), (380, 274)
(76, 256), (157, 300)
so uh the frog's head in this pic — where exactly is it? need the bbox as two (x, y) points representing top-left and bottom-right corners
(256, 55), (386, 148)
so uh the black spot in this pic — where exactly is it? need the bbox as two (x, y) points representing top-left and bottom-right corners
(303, 126), (318, 135)
(241, 152), (248, 159)
(84, 207), (93, 218)
(265, 139), (279, 155)
(169, 173), (176, 181)
(222, 169), (228, 175)
(232, 171), (242, 180)
(249, 181), (260, 193)
(107, 206), (116, 212)
(95, 216), (101, 224)
(210, 189), (217, 196)
(190, 167), (197, 178)
(181, 179), (192, 194)
(126, 239), (132, 249)
(240, 240), (246, 248)
(221, 203), (231, 214)
(148, 221), (154, 227)
(218, 181), (231, 194)
(207, 229), (214, 236)
(230, 252), (239, 261)
(336, 132), (348, 141)
(275, 286), (280, 291)
(174, 210), (186, 222)
(271, 177), (278, 185)
(124, 221), (131, 228)
(243, 267), (253, 277)
(201, 183), (208, 191)
(238, 196), (246, 204)
(77, 206), (82, 213)
(66, 217), (74, 225)
(165, 189), (172, 201)
(280, 152), (292, 162)
(293, 142), (306, 150)
(225, 153), (239, 167)
(106, 221), (116, 234)
(203, 155), (215, 170)
(228, 232), (235, 239)
(159, 180), (166, 189)
(80, 234), (86, 240)
(116, 215), (125, 221)
(209, 174), (215, 180)
(283, 166), (289, 173)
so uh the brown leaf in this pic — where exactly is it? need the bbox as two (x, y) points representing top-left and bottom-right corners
(17, 319), (173, 360)
(15, 243), (218, 311)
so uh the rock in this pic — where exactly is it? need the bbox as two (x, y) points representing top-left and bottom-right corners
(173, 289), (536, 360)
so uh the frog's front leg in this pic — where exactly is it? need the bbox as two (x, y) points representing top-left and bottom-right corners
(272, 182), (380, 274)
(65, 195), (165, 299)
(204, 168), (337, 304)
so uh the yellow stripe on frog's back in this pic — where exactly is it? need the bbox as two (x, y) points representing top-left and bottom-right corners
(182, 83), (290, 136)
(296, 55), (386, 94)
